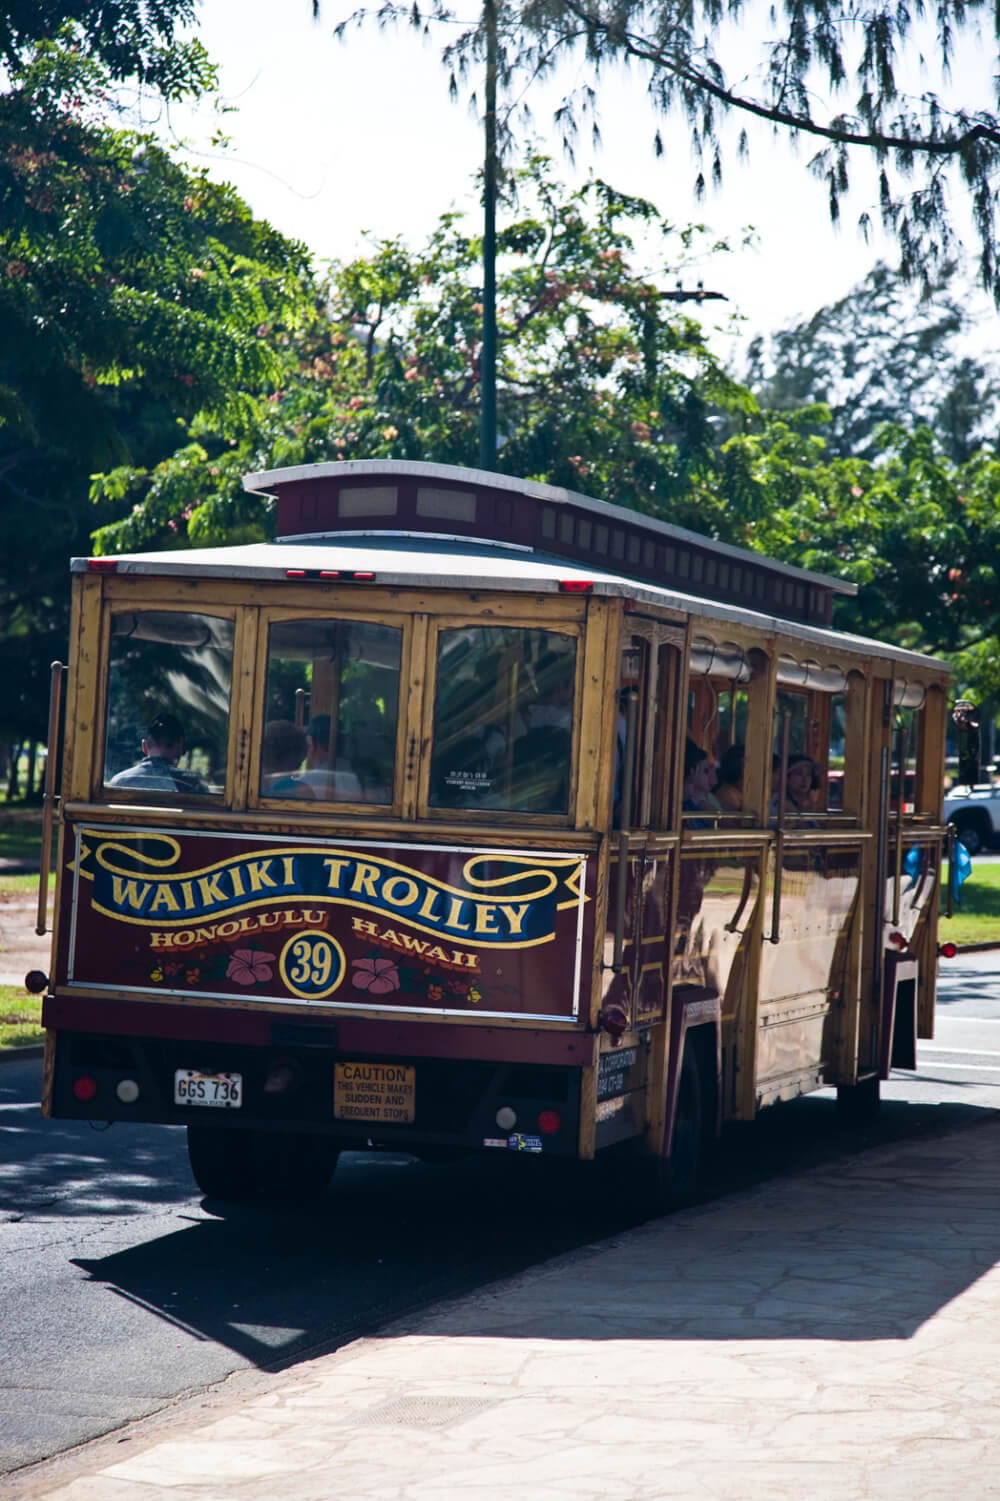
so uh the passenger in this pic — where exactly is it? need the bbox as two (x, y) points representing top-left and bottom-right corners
(682, 738), (720, 826)
(300, 713), (363, 800)
(785, 754), (820, 814)
(107, 712), (210, 795)
(715, 744), (745, 812)
(260, 719), (313, 800)
(770, 753), (820, 820)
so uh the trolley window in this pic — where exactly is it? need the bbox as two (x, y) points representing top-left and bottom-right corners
(259, 618), (401, 804)
(428, 626), (577, 813)
(102, 610), (234, 799)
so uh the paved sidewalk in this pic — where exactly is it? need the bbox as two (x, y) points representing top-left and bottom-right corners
(9, 1115), (1000, 1501)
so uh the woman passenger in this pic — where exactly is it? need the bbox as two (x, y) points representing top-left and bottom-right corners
(715, 744), (745, 812)
(682, 738), (721, 826)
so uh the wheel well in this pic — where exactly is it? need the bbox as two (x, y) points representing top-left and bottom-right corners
(952, 809), (990, 834)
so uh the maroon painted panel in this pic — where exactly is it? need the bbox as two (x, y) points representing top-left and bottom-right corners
(60, 825), (593, 1022)
(43, 993), (599, 1066)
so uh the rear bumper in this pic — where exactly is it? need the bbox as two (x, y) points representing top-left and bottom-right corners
(45, 1009), (585, 1157)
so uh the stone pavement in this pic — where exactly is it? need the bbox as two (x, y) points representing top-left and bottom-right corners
(8, 1115), (1000, 1501)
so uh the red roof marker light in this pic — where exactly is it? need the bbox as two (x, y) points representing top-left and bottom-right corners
(559, 579), (593, 594)
(87, 559), (118, 573)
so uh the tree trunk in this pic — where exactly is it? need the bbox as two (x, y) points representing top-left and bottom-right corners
(5, 743), (20, 802)
(25, 740), (38, 800)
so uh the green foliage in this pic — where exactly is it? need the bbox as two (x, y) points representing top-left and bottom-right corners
(0, 1), (213, 97)
(93, 156), (754, 553)
(0, 38), (311, 741)
(720, 416), (1000, 702)
(332, 0), (1000, 305)
(743, 262), (1000, 463)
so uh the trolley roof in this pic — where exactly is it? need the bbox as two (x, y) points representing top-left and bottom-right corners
(74, 519), (946, 680)
(240, 459), (854, 631)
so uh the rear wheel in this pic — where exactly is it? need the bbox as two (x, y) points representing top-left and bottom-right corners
(623, 1044), (705, 1216)
(254, 1132), (341, 1201)
(186, 1126), (340, 1202)
(187, 1125), (258, 1202)
(836, 1073), (881, 1122)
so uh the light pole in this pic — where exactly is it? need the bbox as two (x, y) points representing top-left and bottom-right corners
(479, 0), (498, 472)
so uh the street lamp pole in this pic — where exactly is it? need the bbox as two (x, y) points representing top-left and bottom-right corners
(479, 0), (498, 472)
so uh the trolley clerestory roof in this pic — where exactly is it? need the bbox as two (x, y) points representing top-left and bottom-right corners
(73, 459), (947, 676)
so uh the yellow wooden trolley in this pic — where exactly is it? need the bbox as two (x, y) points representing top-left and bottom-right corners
(33, 460), (954, 1201)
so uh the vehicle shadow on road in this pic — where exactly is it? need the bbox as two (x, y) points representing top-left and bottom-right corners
(63, 1099), (1000, 1367)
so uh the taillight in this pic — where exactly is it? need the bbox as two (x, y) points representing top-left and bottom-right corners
(537, 1110), (561, 1135)
(72, 1076), (98, 1101)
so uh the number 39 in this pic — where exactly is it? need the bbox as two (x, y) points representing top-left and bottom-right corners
(279, 930), (344, 999)
(288, 937), (332, 986)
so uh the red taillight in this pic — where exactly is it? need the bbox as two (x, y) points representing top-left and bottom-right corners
(87, 559), (118, 573)
(72, 1076), (98, 1101)
(537, 1110), (561, 1136)
(939, 941), (958, 958)
(888, 931), (907, 949)
(559, 580), (593, 593)
(286, 568), (375, 582)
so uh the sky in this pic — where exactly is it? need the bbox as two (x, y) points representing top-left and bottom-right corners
(153, 0), (998, 369)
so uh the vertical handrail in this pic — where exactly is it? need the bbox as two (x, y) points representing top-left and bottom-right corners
(36, 661), (65, 936)
(945, 822), (956, 921)
(612, 685), (639, 972)
(892, 725), (905, 924)
(769, 710), (791, 943)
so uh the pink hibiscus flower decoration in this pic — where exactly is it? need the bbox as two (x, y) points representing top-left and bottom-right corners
(352, 957), (400, 993)
(226, 948), (275, 986)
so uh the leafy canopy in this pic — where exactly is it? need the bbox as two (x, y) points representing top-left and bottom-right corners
(0, 35), (311, 742)
(331, 0), (1000, 304)
(93, 155), (753, 553)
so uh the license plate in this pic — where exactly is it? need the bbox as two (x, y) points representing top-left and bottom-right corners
(174, 1069), (243, 1109)
(334, 1062), (415, 1123)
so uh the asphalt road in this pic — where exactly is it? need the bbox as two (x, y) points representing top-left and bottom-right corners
(2, 950), (999, 1480)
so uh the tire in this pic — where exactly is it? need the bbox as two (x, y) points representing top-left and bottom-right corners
(625, 1044), (705, 1216)
(836, 1074), (881, 1122)
(254, 1132), (341, 1201)
(187, 1124), (258, 1202)
(187, 1126), (340, 1202)
(952, 818), (986, 856)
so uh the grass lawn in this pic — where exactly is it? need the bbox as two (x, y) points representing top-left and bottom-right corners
(0, 984), (43, 1049)
(0, 806), (45, 865)
(940, 859), (1000, 947)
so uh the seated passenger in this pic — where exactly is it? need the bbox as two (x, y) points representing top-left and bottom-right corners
(107, 713), (210, 796)
(715, 743), (745, 812)
(770, 753), (820, 821)
(260, 719), (313, 799)
(682, 738), (721, 826)
(786, 754), (820, 815)
(299, 713), (363, 800)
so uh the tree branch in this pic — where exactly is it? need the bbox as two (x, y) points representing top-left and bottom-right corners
(561, 1), (1000, 157)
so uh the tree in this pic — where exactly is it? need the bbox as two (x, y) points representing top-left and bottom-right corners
(0, 38), (311, 746)
(92, 157), (755, 554)
(330, 0), (1000, 305)
(0, 0), (210, 95)
(742, 261), (1000, 463)
(719, 415), (1000, 703)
